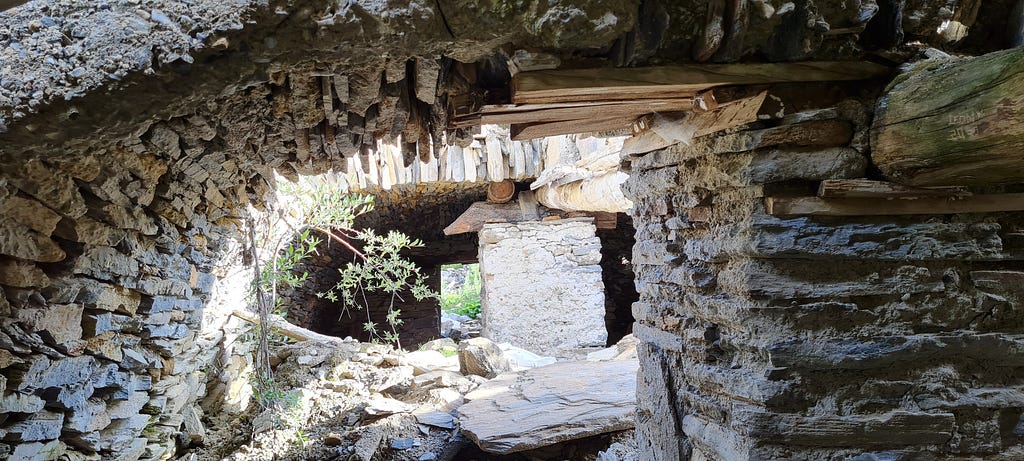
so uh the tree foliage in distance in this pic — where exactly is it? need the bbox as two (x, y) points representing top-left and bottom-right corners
(440, 264), (482, 319)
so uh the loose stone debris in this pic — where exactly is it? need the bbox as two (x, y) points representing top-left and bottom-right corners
(189, 317), (640, 461)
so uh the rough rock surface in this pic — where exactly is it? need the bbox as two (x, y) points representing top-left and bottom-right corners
(457, 337), (511, 379)
(457, 358), (639, 454)
(624, 97), (1024, 460)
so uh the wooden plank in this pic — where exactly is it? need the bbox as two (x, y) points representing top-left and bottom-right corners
(513, 62), (891, 104)
(765, 193), (1024, 217)
(445, 200), (617, 235)
(478, 99), (695, 125)
(817, 180), (970, 199)
(622, 91), (766, 156)
(511, 116), (635, 141)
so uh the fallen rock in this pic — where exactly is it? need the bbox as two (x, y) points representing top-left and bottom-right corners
(402, 350), (452, 375)
(587, 334), (639, 362)
(458, 337), (511, 378)
(499, 343), (556, 369)
(457, 359), (639, 454)
(365, 396), (414, 416)
(414, 409), (456, 429)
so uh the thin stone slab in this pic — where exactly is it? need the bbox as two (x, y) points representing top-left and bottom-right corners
(456, 359), (639, 454)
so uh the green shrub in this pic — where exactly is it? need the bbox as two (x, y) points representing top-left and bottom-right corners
(441, 264), (482, 319)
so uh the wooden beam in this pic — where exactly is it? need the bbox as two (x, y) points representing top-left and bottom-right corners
(622, 91), (767, 155)
(444, 201), (617, 235)
(479, 99), (695, 125)
(817, 179), (970, 199)
(510, 116), (634, 141)
(765, 193), (1024, 217)
(512, 62), (891, 104)
(871, 48), (1024, 186)
(487, 180), (516, 203)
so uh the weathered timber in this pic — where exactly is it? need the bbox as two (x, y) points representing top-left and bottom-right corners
(444, 201), (615, 235)
(232, 309), (343, 344)
(479, 99), (695, 125)
(622, 91), (767, 156)
(513, 62), (889, 104)
(817, 179), (970, 199)
(765, 193), (1024, 216)
(510, 116), (634, 141)
(534, 171), (633, 213)
(486, 180), (516, 204)
(871, 48), (1024, 186)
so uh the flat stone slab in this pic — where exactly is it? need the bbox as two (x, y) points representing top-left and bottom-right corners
(456, 359), (639, 454)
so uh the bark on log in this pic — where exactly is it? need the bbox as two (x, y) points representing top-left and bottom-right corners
(534, 171), (632, 213)
(871, 49), (1024, 186)
(232, 309), (344, 344)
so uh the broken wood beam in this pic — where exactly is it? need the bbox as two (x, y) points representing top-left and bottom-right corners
(765, 193), (1024, 217)
(817, 179), (970, 199)
(232, 309), (344, 344)
(871, 48), (1024, 186)
(512, 62), (890, 104)
(622, 91), (767, 156)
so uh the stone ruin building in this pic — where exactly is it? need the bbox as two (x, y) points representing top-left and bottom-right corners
(0, 0), (1023, 460)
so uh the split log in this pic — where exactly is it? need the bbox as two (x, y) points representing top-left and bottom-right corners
(765, 193), (1024, 217)
(510, 116), (634, 141)
(480, 99), (695, 125)
(232, 309), (344, 344)
(512, 62), (889, 104)
(871, 48), (1024, 186)
(621, 91), (767, 156)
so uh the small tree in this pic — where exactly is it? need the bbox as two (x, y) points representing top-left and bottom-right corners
(247, 174), (433, 403)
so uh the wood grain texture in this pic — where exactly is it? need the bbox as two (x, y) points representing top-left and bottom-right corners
(871, 48), (1024, 186)
(766, 193), (1024, 216)
(512, 62), (890, 104)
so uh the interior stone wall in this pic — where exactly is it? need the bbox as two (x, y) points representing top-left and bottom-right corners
(623, 100), (1024, 460)
(0, 122), (258, 460)
(478, 218), (608, 356)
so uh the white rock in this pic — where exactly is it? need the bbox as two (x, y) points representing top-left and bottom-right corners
(498, 343), (557, 369)
(401, 350), (450, 375)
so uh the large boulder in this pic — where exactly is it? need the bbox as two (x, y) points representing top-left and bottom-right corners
(457, 337), (511, 378)
(457, 359), (639, 454)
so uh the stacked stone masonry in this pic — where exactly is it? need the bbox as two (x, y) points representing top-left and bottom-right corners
(0, 120), (251, 460)
(624, 100), (1024, 460)
(478, 219), (608, 356)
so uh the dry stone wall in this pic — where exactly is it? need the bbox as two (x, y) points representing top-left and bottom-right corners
(478, 219), (607, 356)
(0, 120), (259, 460)
(624, 100), (1024, 460)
